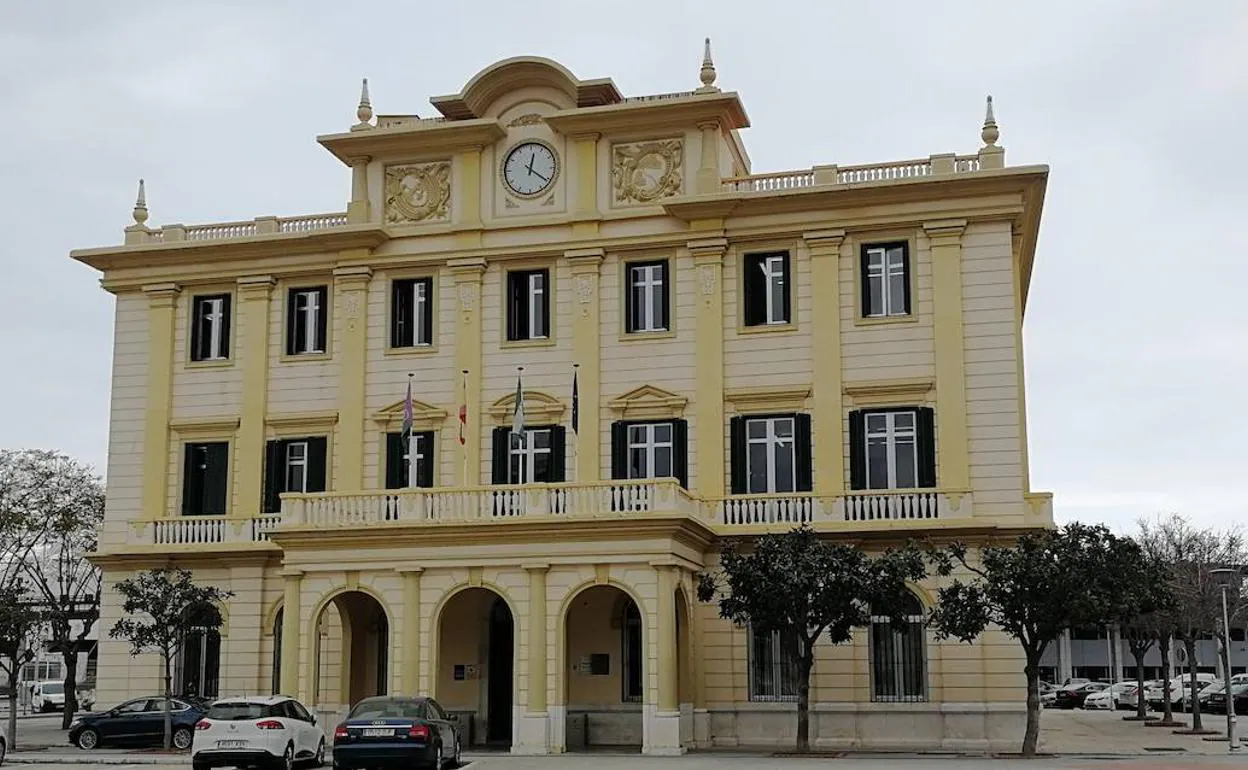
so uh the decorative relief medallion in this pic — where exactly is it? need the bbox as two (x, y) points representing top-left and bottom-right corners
(504, 197), (520, 209)
(457, 283), (478, 319)
(698, 264), (717, 298)
(574, 275), (594, 318)
(384, 162), (451, 224)
(507, 113), (545, 127)
(611, 139), (684, 204)
(343, 292), (361, 318)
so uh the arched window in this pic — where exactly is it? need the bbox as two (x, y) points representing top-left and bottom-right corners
(271, 608), (284, 695)
(177, 628), (221, 700)
(869, 591), (927, 702)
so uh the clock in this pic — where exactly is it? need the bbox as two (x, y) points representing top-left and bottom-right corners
(502, 141), (558, 197)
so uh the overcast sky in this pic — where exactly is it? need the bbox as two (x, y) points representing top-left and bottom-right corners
(2, 1), (1244, 533)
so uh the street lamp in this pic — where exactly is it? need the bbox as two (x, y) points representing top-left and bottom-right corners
(1211, 567), (1242, 753)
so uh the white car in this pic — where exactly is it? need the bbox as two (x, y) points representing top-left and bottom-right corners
(1083, 682), (1138, 711)
(191, 695), (325, 770)
(31, 681), (66, 713)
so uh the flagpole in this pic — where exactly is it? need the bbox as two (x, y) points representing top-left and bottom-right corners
(513, 366), (525, 484)
(405, 373), (415, 490)
(460, 369), (469, 487)
(571, 363), (579, 484)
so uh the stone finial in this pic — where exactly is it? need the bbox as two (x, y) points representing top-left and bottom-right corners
(696, 37), (720, 94)
(354, 78), (373, 130)
(981, 94), (999, 147)
(132, 178), (149, 225)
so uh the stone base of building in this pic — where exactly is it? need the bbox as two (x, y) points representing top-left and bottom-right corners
(513, 708), (551, 755)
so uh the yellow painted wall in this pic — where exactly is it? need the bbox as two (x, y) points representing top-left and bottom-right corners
(99, 293), (148, 547)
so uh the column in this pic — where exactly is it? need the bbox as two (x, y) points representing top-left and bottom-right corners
(334, 263), (372, 491)
(570, 133), (600, 238)
(1058, 628), (1073, 684)
(454, 146), (484, 249)
(399, 568), (423, 694)
(804, 230), (846, 496)
(925, 220), (971, 491)
(140, 283), (179, 519)
(234, 276), (275, 518)
(695, 121), (720, 193)
(516, 564), (551, 754)
(649, 565), (683, 755)
(348, 157), (371, 223)
(280, 569), (303, 698)
(690, 238), (727, 498)
(567, 249), (603, 482)
(450, 259), (486, 485)
(690, 598), (710, 747)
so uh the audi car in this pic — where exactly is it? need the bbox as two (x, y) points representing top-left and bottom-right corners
(332, 696), (460, 770)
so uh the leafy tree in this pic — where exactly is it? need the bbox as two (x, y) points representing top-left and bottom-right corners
(0, 449), (80, 585)
(1136, 515), (1245, 733)
(927, 523), (1148, 756)
(0, 579), (44, 751)
(109, 568), (232, 750)
(1107, 543), (1175, 720)
(696, 525), (927, 752)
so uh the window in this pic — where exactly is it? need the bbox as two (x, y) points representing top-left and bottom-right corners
(490, 426), (565, 484)
(116, 699), (150, 715)
(391, 278), (434, 348)
(286, 286), (328, 355)
(861, 242), (910, 318)
(384, 431), (435, 489)
(870, 592), (927, 702)
(743, 251), (791, 326)
(182, 442), (229, 516)
(262, 437), (327, 513)
(506, 269), (550, 341)
(749, 626), (800, 701)
(625, 261), (669, 333)
(177, 628), (221, 700)
(190, 294), (231, 361)
(610, 420), (688, 488)
(848, 408), (936, 490)
(622, 599), (643, 702)
(729, 414), (812, 494)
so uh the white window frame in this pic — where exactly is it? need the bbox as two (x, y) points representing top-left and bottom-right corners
(748, 625), (799, 702)
(196, 296), (226, 360)
(864, 410), (918, 489)
(294, 289), (323, 354)
(509, 428), (551, 483)
(629, 263), (666, 332)
(865, 245), (908, 318)
(626, 422), (674, 479)
(745, 416), (796, 493)
(869, 601), (928, 703)
(411, 280), (429, 346)
(758, 254), (787, 325)
(284, 441), (308, 493)
(527, 272), (547, 339)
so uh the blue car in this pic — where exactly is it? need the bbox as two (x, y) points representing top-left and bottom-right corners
(332, 696), (460, 770)
(69, 696), (208, 751)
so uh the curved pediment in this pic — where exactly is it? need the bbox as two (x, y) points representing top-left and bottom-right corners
(432, 57), (622, 120)
(371, 398), (448, 429)
(608, 385), (688, 420)
(488, 389), (565, 424)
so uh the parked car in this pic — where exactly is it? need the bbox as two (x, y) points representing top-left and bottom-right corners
(191, 695), (324, 770)
(1053, 681), (1109, 710)
(1084, 682), (1138, 710)
(1206, 682), (1248, 715)
(69, 696), (207, 751)
(31, 681), (66, 713)
(332, 696), (460, 770)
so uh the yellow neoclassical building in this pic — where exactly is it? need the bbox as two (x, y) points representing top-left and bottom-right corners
(76, 47), (1052, 754)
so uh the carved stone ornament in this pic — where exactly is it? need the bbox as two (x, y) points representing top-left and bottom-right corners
(457, 283), (478, 316)
(343, 291), (361, 319)
(385, 162), (451, 224)
(698, 264), (717, 297)
(507, 113), (545, 127)
(612, 139), (684, 204)
(574, 275), (594, 318)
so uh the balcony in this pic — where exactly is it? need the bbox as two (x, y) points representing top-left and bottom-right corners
(710, 489), (972, 527)
(128, 514), (283, 547)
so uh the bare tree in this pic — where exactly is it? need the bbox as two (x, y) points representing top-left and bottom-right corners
(0, 579), (45, 751)
(0, 450), (73, 586)
(1137, 514), (1246, 734)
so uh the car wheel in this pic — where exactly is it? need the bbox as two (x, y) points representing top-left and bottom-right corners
(192, 761), (210, 770)
(312, 738), (325, 768)
(433, 742), (443, 770)
(282, 743), (295, 770)
(172, 727), (194, 751)
(452, 736), (461, 768)
(76, 728), (100, 751)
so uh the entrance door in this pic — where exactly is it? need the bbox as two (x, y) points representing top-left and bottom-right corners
(486, 597), (514, 743)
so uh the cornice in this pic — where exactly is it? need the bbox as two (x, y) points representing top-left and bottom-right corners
(543, 92), (749, 136)
(316, 119), (507, 165)
(724, 385), (812, 414)
(88, 544), (280, 569)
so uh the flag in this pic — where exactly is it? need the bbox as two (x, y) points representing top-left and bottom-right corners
(571, 366), (579, 435)
(511, 370), (525, 439)
(458, 369), (468, 446)
(401, 377), (413, 442)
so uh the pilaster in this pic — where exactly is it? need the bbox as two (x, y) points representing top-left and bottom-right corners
(695, 121), (721, 194)
(334, 262), (373, 492)
(450, 258), (487, 485)
(280, 569), (303, 698)
(690, 238), (727, 497)
(804, 230), (846, 496)
(140, 283), (179, 520)
(567, 249), (603, 482)
(348, 157), (371, 224)
(648, 564), (684, 755)
(925, 219), (971, 491)
(234, 276), (275, 518)
(570, 133), (601, 228)
(398, 567), (423, 694)
(454, 146), (484, 242)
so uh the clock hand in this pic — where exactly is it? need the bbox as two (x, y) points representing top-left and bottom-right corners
(529, 167), (549, 183)
(526, 154), (536, 177)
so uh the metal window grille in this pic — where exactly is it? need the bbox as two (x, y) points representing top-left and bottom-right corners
(869, 595), (927, 703)
(748, 625), (800, 702)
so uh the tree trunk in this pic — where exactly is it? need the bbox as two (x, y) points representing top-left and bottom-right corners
(1186, 639), (1202, 731)
(6, 671), (18, 752)
(1131, 645), (1148, 718)
(1159, 635), (1175, 723)
(795, 649), (814, 753)
(1021, 656), (1042, 756)
(60, 651), (79, 730)
(163, 654), (173, 751)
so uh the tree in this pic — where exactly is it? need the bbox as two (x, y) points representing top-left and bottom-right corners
(0, 450), (77, 585)
(927, 523), (1148, 756)
(1112, 549), (1176, 721)
(695, 525), (927, 752)
(19, 454), (104, 729)
(109, 568), (232, 750)
(1136, 515), (1246, 734)
(0, 579), (44, 751)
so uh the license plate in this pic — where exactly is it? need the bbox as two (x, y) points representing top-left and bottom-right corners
(362, 728), (394, 737)
(216, 739), (247, 748)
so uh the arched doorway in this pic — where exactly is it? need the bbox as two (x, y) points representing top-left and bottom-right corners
(435, 588), (515, 748)
(311, 591), (389, 713)
(564, 585), (644, 752)
(177, 628), (221, 700)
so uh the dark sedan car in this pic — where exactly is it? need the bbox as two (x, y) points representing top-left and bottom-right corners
(333, 696), (460, 770)
(1053, 681), (1108, 709)
(69, 696), (208, 751)
(1206, 682), (1248, 715)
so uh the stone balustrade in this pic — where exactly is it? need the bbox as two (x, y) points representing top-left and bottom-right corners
(710, 489), (972, 527)
(130, 515), (280, 546)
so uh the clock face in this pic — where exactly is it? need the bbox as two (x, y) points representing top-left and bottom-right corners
(503, 142), (557, 197)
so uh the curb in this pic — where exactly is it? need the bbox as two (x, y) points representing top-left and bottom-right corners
(7, 757), (188, 766)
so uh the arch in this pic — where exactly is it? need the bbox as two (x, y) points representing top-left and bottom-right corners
(428, 580), (523, 703)
(868, 588), (928, 703)
(307, 585), (394, 709)
(431, 57), (623, 120)
(904, 581), (937, 610)
(487, 390), (565, 425)
(262, 597), (284, 638)
(305, 584), (395, 646)
(674, 585), (694, 706)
